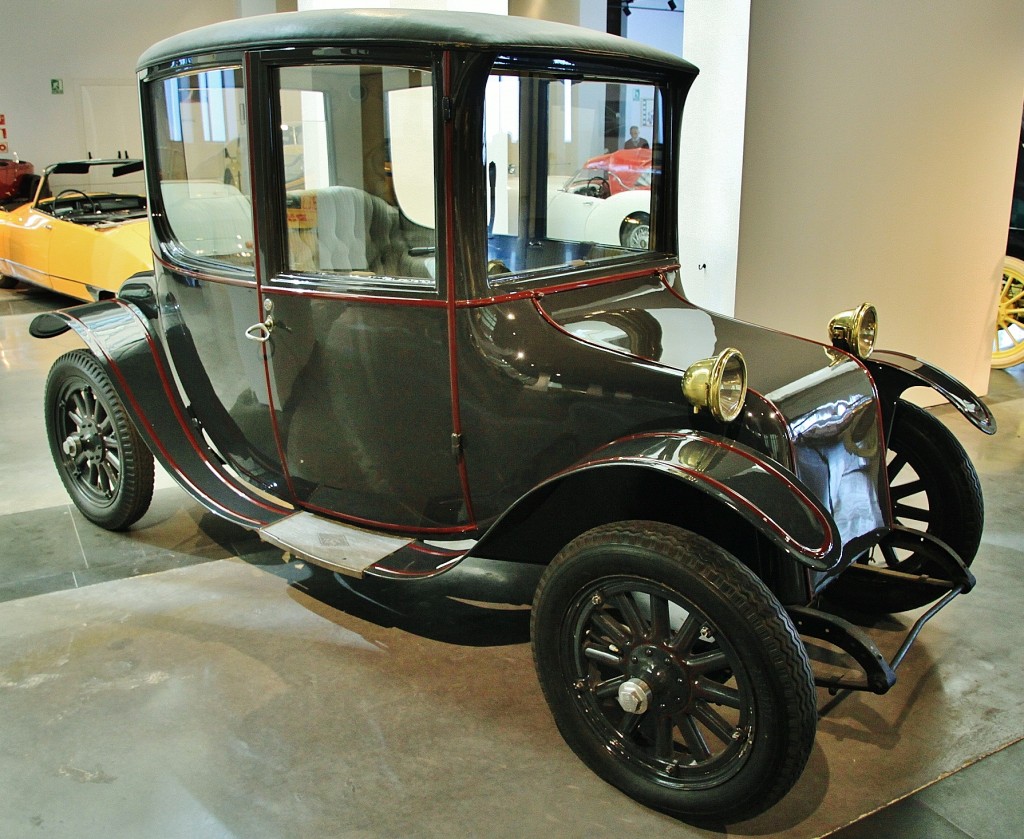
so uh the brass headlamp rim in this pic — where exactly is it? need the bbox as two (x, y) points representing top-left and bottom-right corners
(681, 347), (748, 423)
(828, 302), (878, 359)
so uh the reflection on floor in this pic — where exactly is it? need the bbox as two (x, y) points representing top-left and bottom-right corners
(0, 283), (1021, 839)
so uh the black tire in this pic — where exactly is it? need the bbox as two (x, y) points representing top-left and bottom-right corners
(531, 521), (816, 820)
(826, 400), (983, 613)
(619, 212), (650, 249)
(45, 350), (154, 530)
(0, 275), (18, 290)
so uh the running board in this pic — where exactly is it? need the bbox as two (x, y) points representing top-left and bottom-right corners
(259, 511), (412, 578)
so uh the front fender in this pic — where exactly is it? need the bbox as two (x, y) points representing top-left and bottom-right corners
(472, 431), (842, 572)
(29, 299), (292, 529)
(866, 350), (996, 435)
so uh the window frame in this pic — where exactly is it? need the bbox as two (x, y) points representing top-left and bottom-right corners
(482, 69), (667, 288)
(141, 55), (257, 284)
(251, 46), (445, 302)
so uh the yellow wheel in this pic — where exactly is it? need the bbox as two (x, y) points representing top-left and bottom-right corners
(993, 255), (1024, 368)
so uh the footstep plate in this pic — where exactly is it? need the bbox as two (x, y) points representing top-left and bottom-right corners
(259, 511), (412, 578)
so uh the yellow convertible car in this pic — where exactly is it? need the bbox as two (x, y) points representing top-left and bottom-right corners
(0, 158), (152, 301)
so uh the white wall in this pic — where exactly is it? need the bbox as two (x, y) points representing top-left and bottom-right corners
(0, 1), (241, 166)
(736, 0), (1024, 398)
(623, 5), (684, 56)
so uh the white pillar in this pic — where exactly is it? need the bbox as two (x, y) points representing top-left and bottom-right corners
(678, 0), (750, 316)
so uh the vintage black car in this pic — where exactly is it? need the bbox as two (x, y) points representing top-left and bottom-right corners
(30, 9), (995, 821)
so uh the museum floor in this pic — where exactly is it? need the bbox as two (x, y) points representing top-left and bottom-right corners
(1, 284), (1021, 839)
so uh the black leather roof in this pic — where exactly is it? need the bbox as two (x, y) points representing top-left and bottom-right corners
(138, 8), (696, 76)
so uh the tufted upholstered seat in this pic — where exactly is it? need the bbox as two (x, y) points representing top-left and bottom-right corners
(287, 186), (431, 279)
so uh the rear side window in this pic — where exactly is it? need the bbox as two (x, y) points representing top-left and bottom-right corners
(150, 67), (255, 270)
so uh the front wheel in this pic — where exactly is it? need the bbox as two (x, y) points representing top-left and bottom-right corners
(45, 350), (154, 530)
(531, 521), (816, 820)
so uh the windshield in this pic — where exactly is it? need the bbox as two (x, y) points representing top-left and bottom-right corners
(37, 162), (147, 223)
(484, 74), (664, 284)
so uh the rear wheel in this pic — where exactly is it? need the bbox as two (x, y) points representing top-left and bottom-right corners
(45, 350), (154, 530)
(992, 255), (1024, 369)
(619, 212), (650, 250)
(825, 400), (983, 613)
(0, 275), (18, 289)
(531, 521), (816, 819)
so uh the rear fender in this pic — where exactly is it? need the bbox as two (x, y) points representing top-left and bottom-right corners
(30, 299), (291, 528)
(866, 350), (996, 435)
(471, 431), (841, 573)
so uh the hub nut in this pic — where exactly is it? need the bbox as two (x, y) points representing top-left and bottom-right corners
(617, 677), (653, 715)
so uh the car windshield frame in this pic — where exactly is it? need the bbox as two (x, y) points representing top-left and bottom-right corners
(31, 159), (148, 224)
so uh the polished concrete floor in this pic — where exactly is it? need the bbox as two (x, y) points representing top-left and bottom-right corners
(0, 283), (1021, 838)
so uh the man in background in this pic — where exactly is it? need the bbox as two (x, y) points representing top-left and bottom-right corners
(624, 125), (649, 149)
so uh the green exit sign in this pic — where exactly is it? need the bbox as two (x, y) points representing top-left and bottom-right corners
(50, 79), (64, 95)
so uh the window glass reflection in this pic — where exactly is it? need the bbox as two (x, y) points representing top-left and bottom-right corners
(485, 74), (662, 283)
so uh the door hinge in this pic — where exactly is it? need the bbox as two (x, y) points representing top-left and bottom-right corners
(442, 96), (453, 122)
(451, 432), (463, 458)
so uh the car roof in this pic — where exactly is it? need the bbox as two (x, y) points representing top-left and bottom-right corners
(137, 8), (697, 78)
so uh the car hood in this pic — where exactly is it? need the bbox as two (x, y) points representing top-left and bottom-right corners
(538, 276), (888, 553)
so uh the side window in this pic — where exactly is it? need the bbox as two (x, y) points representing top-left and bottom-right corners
(150, 68), (254, 269)
(278, 64), (436, 287)
(485, 74), (662, 283)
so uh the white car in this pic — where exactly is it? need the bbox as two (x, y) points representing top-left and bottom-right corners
(547, 147), (654, 249)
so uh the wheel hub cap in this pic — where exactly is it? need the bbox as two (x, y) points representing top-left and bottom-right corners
(624, 645), (692, 714)
(74, 419), (104, 466)
(62, 433), (82, 458)
(617, 678), (653, 714)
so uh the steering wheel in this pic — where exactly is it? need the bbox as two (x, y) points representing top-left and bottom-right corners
(586, 176), (611, 199)
(54, 188), (97, 215)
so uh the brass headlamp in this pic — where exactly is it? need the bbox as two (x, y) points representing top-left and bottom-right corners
(681, 348), (748, 423)
(828, 302), (878, 359)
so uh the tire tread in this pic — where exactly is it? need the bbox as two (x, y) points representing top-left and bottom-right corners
(45, 349), (155, 530)
(531, 520), (816, 819)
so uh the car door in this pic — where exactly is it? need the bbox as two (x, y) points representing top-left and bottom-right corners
(251, 55), (468, 533)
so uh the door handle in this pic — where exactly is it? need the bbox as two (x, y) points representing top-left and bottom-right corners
(244, 316), (274, 343)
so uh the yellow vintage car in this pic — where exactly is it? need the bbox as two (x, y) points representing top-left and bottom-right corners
(0, 158), (152, 301)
